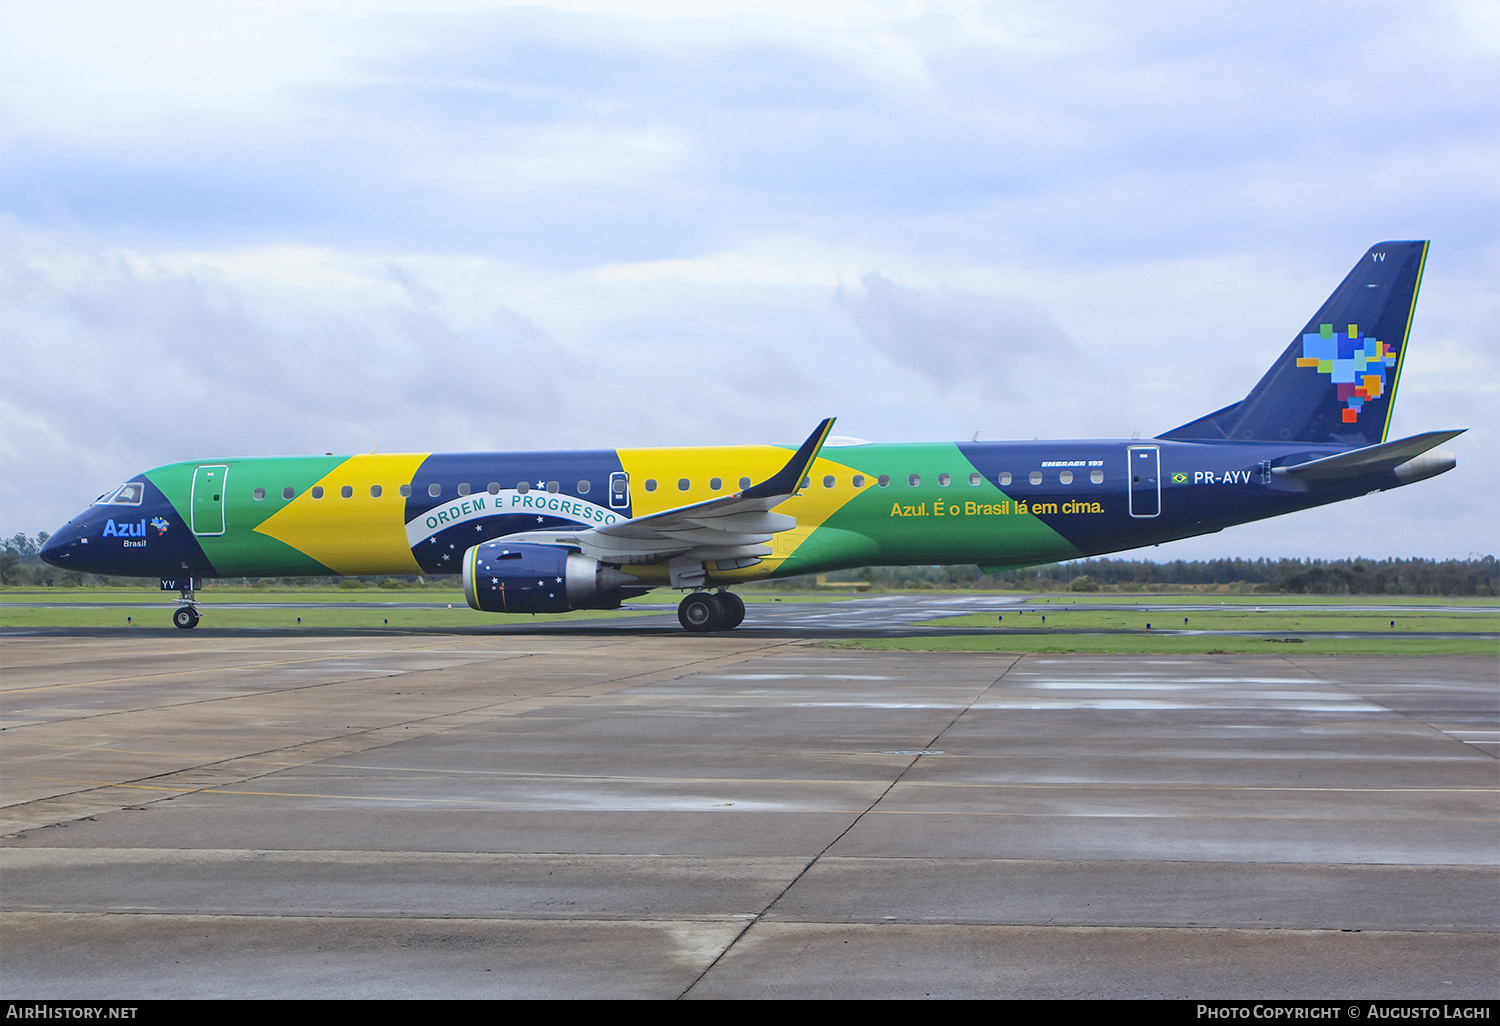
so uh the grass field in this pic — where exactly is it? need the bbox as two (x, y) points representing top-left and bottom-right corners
(0, 586), (849, 629)
(931, 608), (1500, 633)
(2, 587), (1496, 654)
(826, 634), (1499, 656)
(840, 598), (1500, 656)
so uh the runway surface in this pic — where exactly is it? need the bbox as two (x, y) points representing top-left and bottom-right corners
(1, 619), (1495, 998)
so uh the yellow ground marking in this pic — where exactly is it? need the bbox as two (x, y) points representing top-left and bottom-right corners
(253, 453), (429, 575)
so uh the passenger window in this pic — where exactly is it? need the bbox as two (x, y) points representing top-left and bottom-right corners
(488, 482), (500, 495)
(577, 480), (590, 494)
(852, 475), (865, 488)
(428, 483), (441, 497)
(1029, 471), (1043, 485)
(371, 485), (382, 498)
(457, 482), (470, 496)
(253, 488), (266, 501)
(823, 475), (835, 488)
(1059, 470), (1073, 485)
(645, 479), (657, 492)
(283, 487), (295, 500)
(908, 474), (921, 487)
(801, 476), (810, 489)
(339, 485), (352, 498)
(614, 478), (628, 494)
(547, 481), (559, 493)
(968, 473), (981, 486)
(516, 481), (529, 494)
(739, 477), (751, 489)
(1091, 470), (1104, 484)
(400, 484), (411, 497)
(311, 486), (325, 499)
(678, 479), (690, 491)
(710, 478), (722, 490)
(998, 473), (1011, 486)
(877, 475), (890, 487)
(938, 473), (951, 487)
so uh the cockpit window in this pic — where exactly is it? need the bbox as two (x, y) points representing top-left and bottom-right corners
(101, 483), (144, 505)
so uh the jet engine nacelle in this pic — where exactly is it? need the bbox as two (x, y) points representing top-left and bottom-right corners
(462, 541), (641, 613)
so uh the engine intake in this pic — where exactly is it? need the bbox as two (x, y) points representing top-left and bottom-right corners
(462, 542), (641, 613)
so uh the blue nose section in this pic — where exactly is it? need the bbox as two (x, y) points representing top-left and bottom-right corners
(39, 476), (213, 579)
(38, 530), (69, 568)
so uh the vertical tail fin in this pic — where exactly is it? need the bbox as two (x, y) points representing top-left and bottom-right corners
(1161, 241), (1428, 446)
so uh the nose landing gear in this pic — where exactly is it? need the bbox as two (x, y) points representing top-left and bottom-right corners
(677, 589), (746, 632)
(166, 578), (200, 629)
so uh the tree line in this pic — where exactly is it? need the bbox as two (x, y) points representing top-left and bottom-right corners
(4, 531), (1496, 595)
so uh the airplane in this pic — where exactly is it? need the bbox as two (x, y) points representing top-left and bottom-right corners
(39, 240), (1462, 632)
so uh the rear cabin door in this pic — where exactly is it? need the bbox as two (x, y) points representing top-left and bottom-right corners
(191, 465), (229, 535)
(1127, 446), (1160, 518)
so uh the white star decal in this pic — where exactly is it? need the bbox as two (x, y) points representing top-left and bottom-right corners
(536, 516), (543, 523)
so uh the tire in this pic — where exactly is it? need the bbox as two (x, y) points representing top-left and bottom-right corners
(173, 607), (200, 630)
(713, 592), (745, 629)
(678, 592), (723, 632)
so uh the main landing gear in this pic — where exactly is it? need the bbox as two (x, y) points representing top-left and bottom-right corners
(677, 590), (746, 632)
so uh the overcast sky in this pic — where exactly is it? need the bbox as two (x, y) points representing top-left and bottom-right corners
(2, 0), (1496, 561)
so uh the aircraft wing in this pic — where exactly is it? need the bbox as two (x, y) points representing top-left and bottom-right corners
(502, 418), (836, 573)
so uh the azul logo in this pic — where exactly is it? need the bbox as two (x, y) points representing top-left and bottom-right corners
(1295, 322), (1396, 424)
(150, 517), (170, 535)
(102, 519), (148, 538)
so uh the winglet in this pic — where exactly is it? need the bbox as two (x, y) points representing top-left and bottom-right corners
(741, 418), (837, 501)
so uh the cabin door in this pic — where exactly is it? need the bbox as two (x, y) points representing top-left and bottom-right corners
(608, 471), (630, 510)
(1127, 446), (1160, 518)
(191, 465), (229, 535)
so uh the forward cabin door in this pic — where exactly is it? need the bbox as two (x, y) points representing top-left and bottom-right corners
(1127, 446), (1160, 518)
(191, 465), (229, 535)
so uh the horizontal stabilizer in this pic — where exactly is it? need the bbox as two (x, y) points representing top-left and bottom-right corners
(1272, 429), (1464, 483)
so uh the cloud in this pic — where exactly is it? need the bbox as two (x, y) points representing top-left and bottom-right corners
(834, 271), (1077, 399)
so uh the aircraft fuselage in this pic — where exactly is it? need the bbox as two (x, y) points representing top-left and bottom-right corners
(40, 436), (1421, 585)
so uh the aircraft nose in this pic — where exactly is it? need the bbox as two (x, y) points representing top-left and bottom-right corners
(39, 522), (79, 568)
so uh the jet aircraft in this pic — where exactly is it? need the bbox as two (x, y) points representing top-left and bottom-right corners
(41, 241), (1461, 631)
